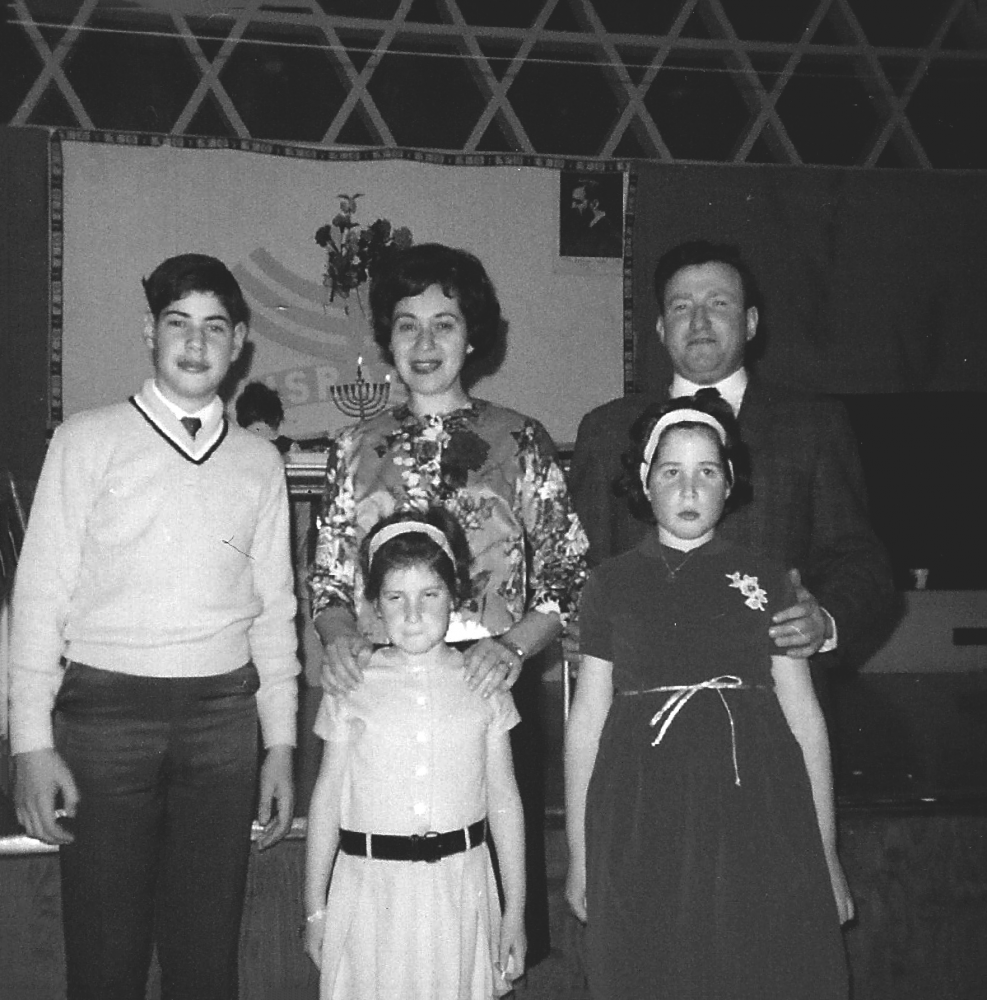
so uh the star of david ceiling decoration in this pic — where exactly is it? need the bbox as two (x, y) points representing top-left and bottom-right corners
(3, 0), (986, 168)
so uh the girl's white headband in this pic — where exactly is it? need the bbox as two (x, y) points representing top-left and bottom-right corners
(367, 521), (455, 568)
(639, 409), (729, 490)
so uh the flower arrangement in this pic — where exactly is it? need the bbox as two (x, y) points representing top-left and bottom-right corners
(315, 193), (413, 309)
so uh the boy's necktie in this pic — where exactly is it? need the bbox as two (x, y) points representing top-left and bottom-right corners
(180, 416), (202, 439)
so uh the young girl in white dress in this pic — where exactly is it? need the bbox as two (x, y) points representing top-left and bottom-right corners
(304, 507), (527, 1000)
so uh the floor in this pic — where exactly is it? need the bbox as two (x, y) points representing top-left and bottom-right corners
(515, 949), (591, 1000)
(513, 819), (592, 1000)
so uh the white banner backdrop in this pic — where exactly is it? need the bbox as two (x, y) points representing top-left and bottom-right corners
(61, 140), (624, 446)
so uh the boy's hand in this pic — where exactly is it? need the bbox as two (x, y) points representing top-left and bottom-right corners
(496, 907), (526, 989)
(255, 744), (294, 850)
(13, 748), (79, 846)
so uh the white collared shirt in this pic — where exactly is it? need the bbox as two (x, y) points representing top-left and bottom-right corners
(670, 367), (748, 416)
(151, 380), (221, 427)
(151, 381), (224, 451)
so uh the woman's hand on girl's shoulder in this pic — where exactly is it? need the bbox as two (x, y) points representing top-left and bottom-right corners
(321, 630), (373, 695)
(463, 636), (519, 698)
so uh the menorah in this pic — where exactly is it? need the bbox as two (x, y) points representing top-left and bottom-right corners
(329, 356), (391, 421)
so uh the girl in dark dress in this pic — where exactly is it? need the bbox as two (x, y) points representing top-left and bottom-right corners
(564, 394), (853, 1000)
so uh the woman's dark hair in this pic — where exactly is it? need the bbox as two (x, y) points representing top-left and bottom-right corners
(614, 391), (752, 524)
(368, 243), (502, 367)
(142, 253), (251, 326)
(235, 381), (284, 430)
(360, 505), (473, 607)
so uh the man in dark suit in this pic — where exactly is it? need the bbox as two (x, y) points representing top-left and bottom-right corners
(570, 240), (893, 661)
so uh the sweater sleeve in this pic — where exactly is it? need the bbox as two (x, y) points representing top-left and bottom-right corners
(246, 460), (301, 748)
(9, 425), (93, 752)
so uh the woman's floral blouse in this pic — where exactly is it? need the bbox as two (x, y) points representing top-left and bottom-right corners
(308, 399), (588, 643)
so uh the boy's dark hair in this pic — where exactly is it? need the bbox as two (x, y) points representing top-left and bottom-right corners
(615, 392), (753, 524)
(142, 254), (251, 327)
(653, 240), (762, 313)
(368, 243), (502, 368)
(235, 381), (284, 431)
(361, 505), (473, 607)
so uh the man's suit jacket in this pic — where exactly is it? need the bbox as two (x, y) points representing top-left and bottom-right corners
(569, 376), (894, 659)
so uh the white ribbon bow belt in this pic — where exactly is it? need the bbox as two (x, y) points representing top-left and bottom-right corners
(622, 674), (747, 786)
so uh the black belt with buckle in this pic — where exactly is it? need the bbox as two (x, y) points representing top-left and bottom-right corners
(338, 819), (487, 863)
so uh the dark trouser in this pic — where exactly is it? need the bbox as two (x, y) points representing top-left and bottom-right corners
(53, 661), (260, 1000)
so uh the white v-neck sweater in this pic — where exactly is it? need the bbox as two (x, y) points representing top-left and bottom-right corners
(10, 381), (299, 753)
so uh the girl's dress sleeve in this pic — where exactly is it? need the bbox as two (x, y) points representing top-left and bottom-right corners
(487, 689), (522, 736)
(577, 569), (612, 662)
(313, 690), (353, 744)
(513, 418), (588, 628)
(308, 431), (361, 619)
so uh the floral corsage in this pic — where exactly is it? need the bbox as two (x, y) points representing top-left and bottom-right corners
(726, 571), (768, 611)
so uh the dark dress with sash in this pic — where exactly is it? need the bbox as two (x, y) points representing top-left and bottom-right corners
(580, 534), (849, 1000)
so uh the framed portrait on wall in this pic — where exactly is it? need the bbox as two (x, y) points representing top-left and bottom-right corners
(559, 170), (624, 258)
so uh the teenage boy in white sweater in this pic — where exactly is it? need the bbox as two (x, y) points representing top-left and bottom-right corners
(9, 254), (300, 1000)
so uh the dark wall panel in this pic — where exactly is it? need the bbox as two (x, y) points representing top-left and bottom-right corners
(0, 125), (50, 498)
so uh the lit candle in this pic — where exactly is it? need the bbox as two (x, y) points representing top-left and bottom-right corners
(357, 355), (363, 380)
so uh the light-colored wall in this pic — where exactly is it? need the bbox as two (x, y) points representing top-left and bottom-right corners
(62, 142), (624, 446)
(863, 592), (987, 674)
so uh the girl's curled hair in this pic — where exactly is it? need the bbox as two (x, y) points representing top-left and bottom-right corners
(613, 391), (752, 524)
(360, 505), (473, 606)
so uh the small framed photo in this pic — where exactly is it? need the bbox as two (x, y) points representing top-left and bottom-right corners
(559, 171), (624, 259)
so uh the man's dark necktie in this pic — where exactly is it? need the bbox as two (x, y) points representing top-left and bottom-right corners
(180, 416), (202, 439)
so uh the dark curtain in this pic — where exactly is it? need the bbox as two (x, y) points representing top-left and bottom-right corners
(629, 163), (987, 396)
(627, 162), (987, 587)
(0, 125), (50, 500)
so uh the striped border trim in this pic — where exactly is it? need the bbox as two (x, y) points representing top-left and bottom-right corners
(53, 130), (633, 174)
(622, 167), (639, 396)
(49, 130), (64, 430)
